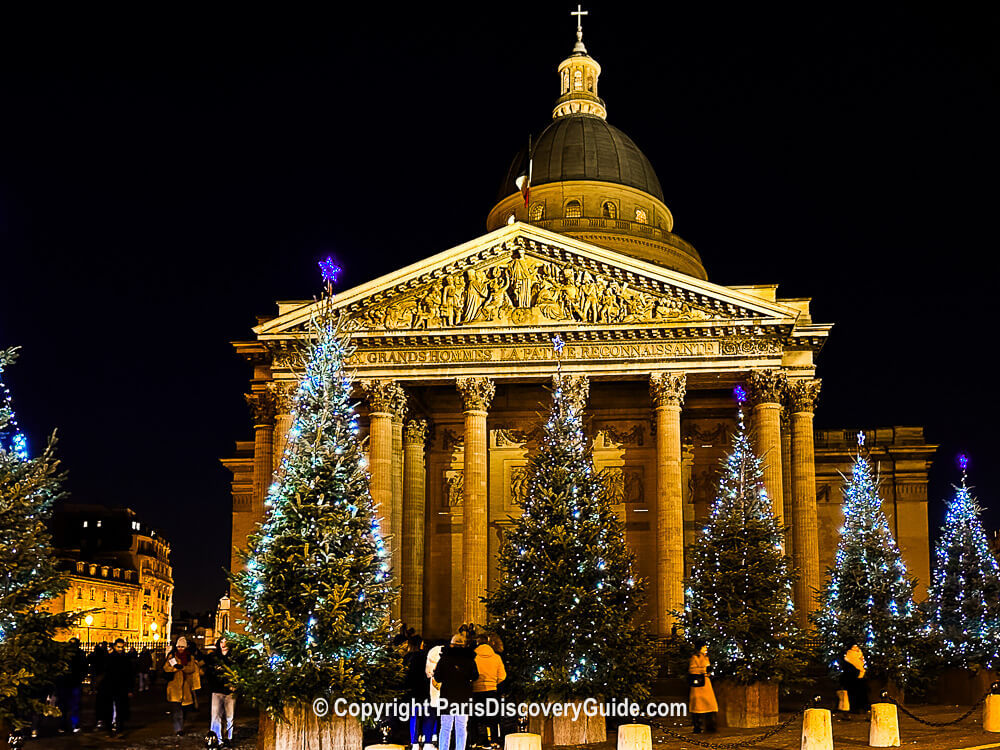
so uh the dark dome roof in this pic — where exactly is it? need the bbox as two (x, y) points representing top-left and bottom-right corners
(499, 114), (664, 202)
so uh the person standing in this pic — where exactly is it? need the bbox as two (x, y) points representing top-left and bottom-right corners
(433, 634), (478, 750)
(688, 642), (718, 734)
(472, 633), (506, 746)
(840, 642), (870, 715)
(99, 638), (134, 735)
(136, 647), (153, 692)
(403, 636), (430, 750)
(55, 637), (87, 733)
(424, 639), (447, 750)
(204, 637), (236, 747)
(164, 636), (202, 736)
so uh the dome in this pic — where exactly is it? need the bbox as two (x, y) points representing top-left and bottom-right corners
(497, 114), (664, 203)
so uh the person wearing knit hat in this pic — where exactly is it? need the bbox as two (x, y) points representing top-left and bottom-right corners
(164, 637), (202, 735)
(433, 634), (478, 750)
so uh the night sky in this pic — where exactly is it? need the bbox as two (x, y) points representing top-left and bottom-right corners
(2, 4), (997, 612)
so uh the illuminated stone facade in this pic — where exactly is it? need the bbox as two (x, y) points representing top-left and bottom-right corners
(225, 32), (935, 637)
(45, 505), (173, 645)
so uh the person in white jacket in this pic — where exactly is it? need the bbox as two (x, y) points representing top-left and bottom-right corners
(423, 641), (446, 750)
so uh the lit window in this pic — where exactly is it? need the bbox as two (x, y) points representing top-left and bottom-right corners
(529, 203), (544, 221)
(90, 588), (95, 601)
(103, 591), (107, 602)
(602, 201), (617, 219)
(635, 207), (648, 224)
(113, 592), (119, 604)
(95, 520), (101, 528)
(565, 200), (582, 218)
(506, 213), (516, 225)
(587, 76), (594, 92)
(82, 521), (88, 529)
(76, 562), (84, 573)
(561, 69), (569, 93)
(573, 70), (583, 91)
(125, 596), (129, 606)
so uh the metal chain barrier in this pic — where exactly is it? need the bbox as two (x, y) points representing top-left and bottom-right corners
(880, 682), (998, 728)
(646, 700), (812, 749)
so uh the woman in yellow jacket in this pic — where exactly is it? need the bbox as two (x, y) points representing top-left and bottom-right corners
(163, 637), (202, 736)
(688, 641), (718, 734)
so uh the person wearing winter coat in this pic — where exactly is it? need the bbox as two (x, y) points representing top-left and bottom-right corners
(433, 634), (479, 750)
(55, 637), (88, 733)
(472, 634), (506, 745)
(424, 639), (447, 749)
(839, 642), (870, 714)
(688, 642), (718, 734)
(203, 637), (236, 747)
(164, 636), (202, 735)
(136, 648), (153, 692)
(98, 638), (134, 735)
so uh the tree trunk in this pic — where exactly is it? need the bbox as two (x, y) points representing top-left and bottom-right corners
(257, 704), (363, 750)
(715, 681), (779, 728)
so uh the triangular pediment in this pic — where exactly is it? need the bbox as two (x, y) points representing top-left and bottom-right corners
(257, 224), (804, 343)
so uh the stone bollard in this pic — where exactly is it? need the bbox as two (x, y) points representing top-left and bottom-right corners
(802, 707), (833, 750)
(365, 745), (406, 750)
(617, 724), (652, 750)
(869, 703), (900, 747)
(836, 690), (850, 712)
(505, 733), (543, 750)
(985, 690), (1000, 733)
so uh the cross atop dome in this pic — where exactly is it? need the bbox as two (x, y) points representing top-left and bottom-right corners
(571, 4), (589, 54)
(553, 6), (606, 120)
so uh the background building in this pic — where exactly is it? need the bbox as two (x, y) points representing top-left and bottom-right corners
(45, 505), (174, 646)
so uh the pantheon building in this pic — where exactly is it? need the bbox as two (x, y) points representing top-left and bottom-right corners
(225, 30), (935, 638)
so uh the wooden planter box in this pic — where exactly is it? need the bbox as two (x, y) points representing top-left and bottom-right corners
(258, 704), (363, 750)
(715, 681), (779, 728)
(528, 698), (607, 745)
(935, 668), (998, 706)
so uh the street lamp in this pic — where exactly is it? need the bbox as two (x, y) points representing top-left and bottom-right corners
(84, 614), (94, 647)
(149, 621), (157, 646)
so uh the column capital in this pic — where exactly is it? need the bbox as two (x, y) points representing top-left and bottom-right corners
(787, 378), (822, 413)
(553, 373), (589, 413)
(274, 380), (297, 413)
(244, 386), (278, 427)
(361, 379), (408, 418)
(403, 418), (429, 445)
(456, 377), (495, 412)
(746, 369), (788, 407)
(649, 372), (686, 409)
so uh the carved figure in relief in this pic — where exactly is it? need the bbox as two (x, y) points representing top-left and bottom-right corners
(413, 292), (436, 329)
(535, 268), (563, 319)
(559, 267), (582, 320)
(441, 275), (465, 327)
(481, 266), (513, 322)
(464, 268), (488, 322)
(510, 250), (542, 308)
(582, 273), (600, 322)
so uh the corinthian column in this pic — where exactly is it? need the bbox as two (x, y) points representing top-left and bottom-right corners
(650, 372), (686, 635)
(788, 378), (821, 628)
(747, 370), (788, 529)
(402, 419), (428, 631)
(390, 394), (407, 621)
(244, 386), (277, 523)
(780, 408), (794, 559)
(456, 377), (495, 626)
(362, 379), (406, 618)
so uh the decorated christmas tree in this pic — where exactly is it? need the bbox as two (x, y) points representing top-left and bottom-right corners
(926, 455), (1000, 670)
(814, 434), (922, 687)
(0, 348), (75, 732)
(485, 337), (655, 702)
(680, 386), (806, 685)
(229, 265), (401, 719)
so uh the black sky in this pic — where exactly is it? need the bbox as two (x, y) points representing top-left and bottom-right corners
(1, 3), (998, 611)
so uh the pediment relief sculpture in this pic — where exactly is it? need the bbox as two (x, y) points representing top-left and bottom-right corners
(341, 240), (730, 332)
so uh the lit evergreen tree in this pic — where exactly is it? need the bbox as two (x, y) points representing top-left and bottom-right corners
(680, 386), (807, 685)
(814, 434), (922, 687)
(485, 338), (655, 701)
(0, 348), (75, 732)
(926, 455), (1000, 670)
(229, 288), (401, 717)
